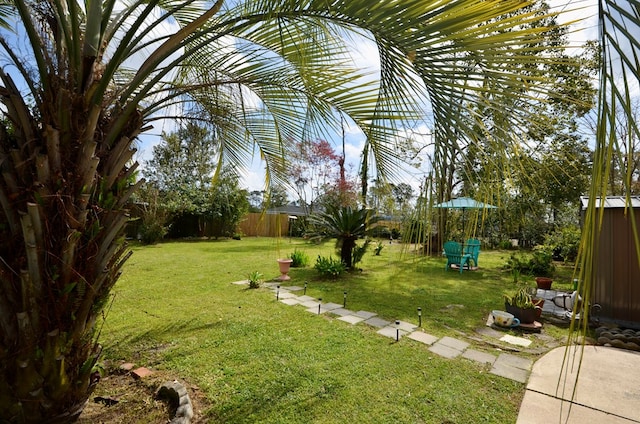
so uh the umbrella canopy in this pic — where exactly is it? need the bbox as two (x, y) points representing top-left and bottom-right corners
(433, 197), (497, 210)
(433, 197), (497, 238)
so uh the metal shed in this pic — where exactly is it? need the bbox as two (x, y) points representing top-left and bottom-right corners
(581, 196), (640, 328)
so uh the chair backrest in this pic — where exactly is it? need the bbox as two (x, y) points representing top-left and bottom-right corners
(465, 239), (480, 256)
(443, 241), (463, 256)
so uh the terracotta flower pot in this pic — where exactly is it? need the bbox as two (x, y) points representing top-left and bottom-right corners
(532, 298), (545, 319)
(277, 259), (293, 281)
(535, 277), (553, 290)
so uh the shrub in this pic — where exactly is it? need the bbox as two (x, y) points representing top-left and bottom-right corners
(139, 221), (167, 245)
(374, 241), (384, 256)
(544, 226), (581, 262)
(289, 249), (310, 267)
(504, 246), (555, 277)
(314, 255), (346, 278)
(247, 271), (263, 289)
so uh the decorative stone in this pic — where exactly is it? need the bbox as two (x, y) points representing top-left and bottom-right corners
(157, 381), (194, 424)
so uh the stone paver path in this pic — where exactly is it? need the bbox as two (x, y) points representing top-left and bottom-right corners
(234, 281), (538, 383)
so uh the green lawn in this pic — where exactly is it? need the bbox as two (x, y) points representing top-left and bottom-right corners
(98, 237), (573, 423)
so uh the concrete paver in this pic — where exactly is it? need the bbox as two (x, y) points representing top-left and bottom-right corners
(429, 342), (464, 359)
(300, 300), (321, 308)
(407, 331), (438, 345)
(438, 336), (469, 351)
(363, 317), (391, 328)
(490, 361), (529, 383)
(393, 320), (417, 332)
(296, 295), (317, 302)
(276, 291), (297, 299)
(377, 326), (408, 340)
(462, 349), (496, 365)
(284, 286), (304, 291)
(279, 298), (300, 306)
(354, 311), (377, 319)
(328, 308), (354, 317)
(495, 353), (532, 371)
(337, 315), (365, 325)
(322, 302), (343, 311)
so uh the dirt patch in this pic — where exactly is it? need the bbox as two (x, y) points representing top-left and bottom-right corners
(78, 366), (210, 423)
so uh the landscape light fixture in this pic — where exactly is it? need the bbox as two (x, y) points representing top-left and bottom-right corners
(418, 307), (422, 327)
(318, 298), (322, 315)
(395, 320), (400, 341)
(276, 285), (280, 301)
(343, 291), (347, 308)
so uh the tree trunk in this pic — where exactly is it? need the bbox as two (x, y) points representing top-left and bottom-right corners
(0, 72), (139, 422)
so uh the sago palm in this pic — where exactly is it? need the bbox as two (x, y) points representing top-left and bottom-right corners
(310, 206), (379, 268)
(0, 0), (609, 422)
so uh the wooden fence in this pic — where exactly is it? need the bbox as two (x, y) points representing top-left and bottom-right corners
(237, 213), (292, 237)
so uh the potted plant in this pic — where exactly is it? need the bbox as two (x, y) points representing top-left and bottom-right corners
(504, 287), (540, 324)
(535, 276), (553, 290)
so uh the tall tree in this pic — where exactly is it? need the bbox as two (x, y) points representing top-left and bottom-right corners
(0, 0), (593, 421)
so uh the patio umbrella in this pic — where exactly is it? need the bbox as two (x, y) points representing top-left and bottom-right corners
(433, 197), (497, 237)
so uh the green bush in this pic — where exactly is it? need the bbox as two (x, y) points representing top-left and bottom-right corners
(544, 226), (581, 262)
(374, 242), (384, 256)
(504, 246), (555, 277)
(139, 221), (167, 245)
(314, 255), (346, 278)
(289, 249), (310, 267)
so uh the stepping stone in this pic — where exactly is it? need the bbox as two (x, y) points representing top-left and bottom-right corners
(300, 300), (321, 308)
(393, 320), (418, 332)
(364, 317), (391, 328)
(322, 303), (343, 311)
(377, 326), (408, 339)
(429, 342), (464, 359)
(338, 315), (365, 324)
(231, 280), (248, 285)
(284, 286), (304, 291)
(279, 298), (300, 306)
(438, 336), (470, 352)
(276, 292), (296, 299)
(354, 311), (377, 319)
(462, 349), (496, 365)
(328, 308), (354, 317)
(494, 353), (533, 370)
(476, 326), (504, 338)
(407, 331), (438, 345)
(500, 334), (532, 347)
(296, 295), (317, 302)
(305, 306), (325, 314)
(490, 361), (529, 383)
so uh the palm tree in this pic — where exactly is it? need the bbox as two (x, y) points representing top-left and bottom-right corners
(310, 206), (379, 268)
(0, 0), (615, 421)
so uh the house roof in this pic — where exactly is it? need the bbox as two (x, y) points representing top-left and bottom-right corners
(266, 204), (308, 216)
(580, 196), (640, 209)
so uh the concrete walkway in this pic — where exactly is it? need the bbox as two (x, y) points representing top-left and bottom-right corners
(239, 281), (537, 383)
(517, 345), (640, 423)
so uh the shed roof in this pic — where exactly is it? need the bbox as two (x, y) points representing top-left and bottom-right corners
(580, 196), (640, 209)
